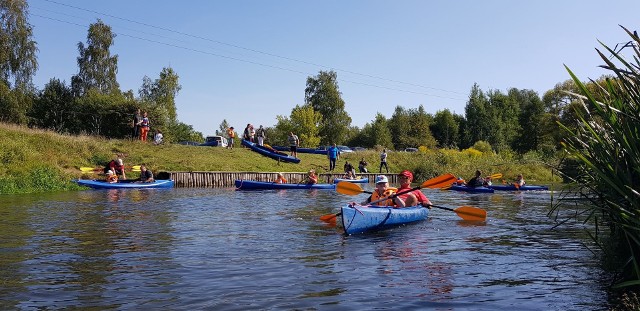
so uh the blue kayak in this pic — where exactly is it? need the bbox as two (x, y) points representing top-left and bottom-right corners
(341, 205), (429, 235)
(488, 184), (549, 191)
(241, 140), (301, 163)
(448, 184), (495, 193)
(272, 146), (327, 155)
(74, 179), (174, 189)
(333, 177), (369, 184)
(234, 179), (335, 190)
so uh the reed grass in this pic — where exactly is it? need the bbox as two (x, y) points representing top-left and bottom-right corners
(558, 26), (640, 288)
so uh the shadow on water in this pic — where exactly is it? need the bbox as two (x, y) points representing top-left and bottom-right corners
(0, 187), (610, 310)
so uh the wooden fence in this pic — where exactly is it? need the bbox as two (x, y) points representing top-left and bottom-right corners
(161, 171), (398, 188)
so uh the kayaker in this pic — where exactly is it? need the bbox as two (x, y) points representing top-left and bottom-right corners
(396, 170), (432, 207)
(306, 170), (318, 185)
(514, 174), (525, 187)
(274, 172), (287, 184)
(466, 170), (484, 188)
(138, 165), (155, 183)
(360, 175), (405, 207)
(342, 170), (355, 180)
(106, 170), (118, 183)
(358, 158), (368, 173)
(104, 157), (126, 180)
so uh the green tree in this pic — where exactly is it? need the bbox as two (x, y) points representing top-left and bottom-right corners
(431, 109), (460, 148)
(510, 88), (544, 153)
(0, 80), (29, 124)
(407, 105), (437, 149)
(388, 106), (411, 150)
(304, 70), (351, 145)
(463, 83), (491, 148)
(368, 112), (392, 149)
(218, 119), (230, 136)
(72, 19), (119, 96)
(274, 104), (322, 147)
(138, 67), (181, 131)
(166, 121), (203, 143)
(29, 78), (73, 132)
(0, 0), (37, 88)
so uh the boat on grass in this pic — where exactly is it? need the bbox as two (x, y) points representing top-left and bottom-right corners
(241, 140), (300, 163)
(234, 179), (335, 190)
(333, 177), (369, 184)
(74, 179), (174, 189)
(341, 205), (429, 235)
(272, 146), (327, 155)
(488, 184), (549, 191)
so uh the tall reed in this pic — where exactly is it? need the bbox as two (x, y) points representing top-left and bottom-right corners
(559, 26), (640, 288)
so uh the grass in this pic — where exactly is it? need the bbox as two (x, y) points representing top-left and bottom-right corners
(0, 122), (560, 194)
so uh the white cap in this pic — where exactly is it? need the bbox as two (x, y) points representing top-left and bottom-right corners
(117, 159), (123, 165)
(375, 175), (389, 184)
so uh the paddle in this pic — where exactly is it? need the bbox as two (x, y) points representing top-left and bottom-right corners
(80, 165), (141, 172)
(332, 184), (486, 221)
(320, 173), (458, 222)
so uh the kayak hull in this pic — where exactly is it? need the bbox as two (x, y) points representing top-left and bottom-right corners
(272, 146), (327, 155)
(449, 184), (495, 193)
(242, 140), (300, 163)
(341, 205), (429, 235)
(74, 179), (174, 189)
(488, 184), (549, 191)
(333, 177), (369, 184)
(234, 179), (335, 190)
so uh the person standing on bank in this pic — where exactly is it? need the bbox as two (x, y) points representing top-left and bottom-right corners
(327, 143), (340, 171)
(379, 149), (389, 173)
(227, 126), (235, 149)
(132, 109), (142, 139)
(288, 132), (299, 158)
(139, 111), (150, 141)
(256, 125), (266, 146)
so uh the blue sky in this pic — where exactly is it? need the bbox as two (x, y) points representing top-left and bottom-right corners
(28, 0), (640, 135)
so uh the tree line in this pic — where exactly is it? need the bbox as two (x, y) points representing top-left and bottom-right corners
(1, 0), (605, 156)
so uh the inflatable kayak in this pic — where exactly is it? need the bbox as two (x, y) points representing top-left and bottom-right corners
(234, 179), (335, 190)
(448, 184), (495, 193)
(333, 177), (369, 184)
(341, 205), (429, 235)
(272, 146), (327, 155)
(488, 184), (549, 191)
(241, 140), (301, 163)
(74, 179), (174, 189)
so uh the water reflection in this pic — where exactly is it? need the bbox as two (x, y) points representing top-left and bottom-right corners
(0, 188), (609, 310)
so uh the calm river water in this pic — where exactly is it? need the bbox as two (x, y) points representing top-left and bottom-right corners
(0, 186), (608, 310)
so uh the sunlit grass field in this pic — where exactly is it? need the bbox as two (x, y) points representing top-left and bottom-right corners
(0, 122), (560, 194)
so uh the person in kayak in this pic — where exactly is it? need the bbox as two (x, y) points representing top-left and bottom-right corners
(104, 157), (126, 180)
(274, 172), (287, 184)
(106, 170), (118, 183)
(138, 165), (155, 183)
(396, 170), (432, 207)
(514, 174), (525, 187)
(466, 170), (485, 188)
(360, 175), (405, 207)
(305, 170), (318, 185)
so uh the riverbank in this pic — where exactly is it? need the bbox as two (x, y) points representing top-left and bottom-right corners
(0, 122), (561, 194)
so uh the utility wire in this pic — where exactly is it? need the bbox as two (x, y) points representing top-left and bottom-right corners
(39, 0), (469, 97)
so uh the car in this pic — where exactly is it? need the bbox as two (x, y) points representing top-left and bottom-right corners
(404, 147), (418, 152)
(351, 147), (366, 152)
(202, 136), (228, 147)
(177, 141), (201, 146)
(337, 145), (353, 153)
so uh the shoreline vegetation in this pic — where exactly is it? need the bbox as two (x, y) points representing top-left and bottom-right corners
(0, 122), (560, 195)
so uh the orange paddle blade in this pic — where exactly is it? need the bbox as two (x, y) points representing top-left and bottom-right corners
(320, 213), (340, 222)
(454, 206), (487, 221)
(490, 173), (503, 179)
(421, 173), (457, 189)
(336, 181), (365, 195)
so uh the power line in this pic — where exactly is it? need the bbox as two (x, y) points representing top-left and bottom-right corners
(38, 0), (469, 98)
(31, 12), (468, 101)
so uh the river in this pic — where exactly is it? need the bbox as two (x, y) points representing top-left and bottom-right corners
(0, 186), (608, 310)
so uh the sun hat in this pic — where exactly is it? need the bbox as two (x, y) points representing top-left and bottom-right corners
(398, 170), (413, 180)
(375, 175), (389, 184)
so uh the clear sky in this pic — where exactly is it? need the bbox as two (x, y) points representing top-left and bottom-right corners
(27, 0), (640, 135)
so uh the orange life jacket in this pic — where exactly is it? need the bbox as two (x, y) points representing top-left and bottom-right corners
(370, 187), (398, 206)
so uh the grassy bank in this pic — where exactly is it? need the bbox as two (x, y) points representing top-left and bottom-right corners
(0, 122), (561, 194)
